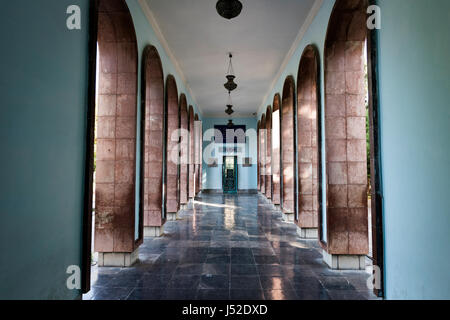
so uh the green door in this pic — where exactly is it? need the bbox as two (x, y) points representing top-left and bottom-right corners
(223, 156), (238, 194)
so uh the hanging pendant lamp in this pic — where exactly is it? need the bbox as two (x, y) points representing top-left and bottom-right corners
(227, 119), (235, 128)
(225, 92), (234, 115)
(216, 0), (243, 20)
(224, 53), (237, 92)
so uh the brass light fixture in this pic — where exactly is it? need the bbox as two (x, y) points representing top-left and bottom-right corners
(225, 92), (234, 115)
(227, 119), (235, 128)
(216, 0), (243, 20)
(224, 53), (237, 92)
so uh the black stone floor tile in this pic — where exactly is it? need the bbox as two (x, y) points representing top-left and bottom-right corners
(197, 289), (230, 300)
(327, 290), (366, 300)
(231, 264), (258, 275)
(87, 193), (374, 301)
(202, 263), (230, 275)
(163, 289), (198, 300)
(256, 264), (284, 276)
(174, 263), (204, 275)
(230, 289), (265, 300)
(167, 275), (201, 289)
(254, 255), (280, 265)
(319, 277), (356, 291)
(92, 287), (134, 300)
(206, 254), (231, 264)
(259, 276), (294, 291)
(138, 274), (172, 289)
(199, 274), (229, 290)
(231, 254), (255, 264)
(264, 289), (299, 300)
(208, 247), (230, 255)
(127, 288), (165, 300)
(231, 248), (253, 255)
(295, 288), (330, 300)
(230, 276), (261, 290)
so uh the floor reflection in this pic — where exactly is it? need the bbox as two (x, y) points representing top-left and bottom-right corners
(85, 193), (378, 300)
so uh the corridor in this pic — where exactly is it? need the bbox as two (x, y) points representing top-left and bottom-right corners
(85, 193), (377, 300)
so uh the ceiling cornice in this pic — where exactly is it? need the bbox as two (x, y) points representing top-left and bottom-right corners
(138, 0), (204, 117)
(256, 0), (323, 119)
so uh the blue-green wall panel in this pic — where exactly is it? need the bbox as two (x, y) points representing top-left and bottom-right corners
(376, 0), (450, 299)
(0, 0), (90, 299)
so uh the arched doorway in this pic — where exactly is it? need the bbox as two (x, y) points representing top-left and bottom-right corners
(260, 114), (266, 195)
(257, 121), (261, 191)
(166, 75), (179, 217)
(296, 45), (321, 239)
(271, 94), (282, 206)
(142, 45), (165, 236)
(197, 118), (203, 193)
(265, 107), (272, 199)
(188, 106), (195, 199)
(179, 94), (189, 208)
(281, 76), (296, 221)
(93, 0), (140, 267)
(194, 114), (201, 196)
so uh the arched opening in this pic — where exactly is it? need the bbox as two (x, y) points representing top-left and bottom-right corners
(142, 45), (165, 236)
(296, 45), (321, 239)
(194, 114), (201, 196)
(179, 94), (188, 207)
(93, 0), (140, 268)
(281, 76), (296, 219)
(323, 0), (381, 273)
(166, 75), (179, 215)
(265, 106), (272, 199)
(257, 121), (261, 191)
(197, 119), (203, 193)
(188, 105), (195, 199)
(272, 94), (282, 205)
(260, 114), (266, 195)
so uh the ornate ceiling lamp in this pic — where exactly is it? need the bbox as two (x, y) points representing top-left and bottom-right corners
(224, 53), (237, 92)
(227, 119), (235, 128)
(216, 0), (243, 20)
(225, 92), (234, 115)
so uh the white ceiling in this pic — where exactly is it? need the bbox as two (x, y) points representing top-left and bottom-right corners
(145, 0), (316, 117)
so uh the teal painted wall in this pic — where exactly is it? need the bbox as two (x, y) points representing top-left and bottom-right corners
(0, 0), (90, 299)
(202, 118), (258, 191)
(376, 0), (450, 299)
(258, 0), (450, 299)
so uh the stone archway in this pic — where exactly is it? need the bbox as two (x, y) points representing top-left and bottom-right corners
(142, 45), (165, 236)
(94, 0), (140, 266)
(296, 45), (321, 239)
(281, 76), (296, 221)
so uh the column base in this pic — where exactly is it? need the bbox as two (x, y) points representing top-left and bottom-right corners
(296, 226), (318, 239)
(180, 204), (188, 210)
(282, 212), (295, 223)
(322, 250), (366, 270)
(144, 226), (164, 237)
(167, 212), (178, 221)
(274, 204), (281, 211)
(98, 248), (139, 267)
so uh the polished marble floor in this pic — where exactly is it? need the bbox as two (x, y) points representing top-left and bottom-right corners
(84, 193), (378, 300)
